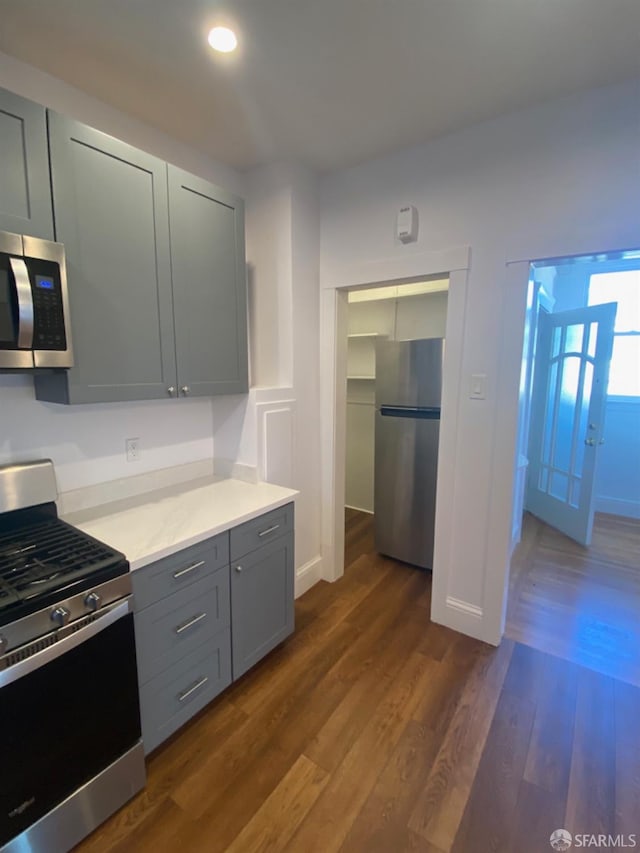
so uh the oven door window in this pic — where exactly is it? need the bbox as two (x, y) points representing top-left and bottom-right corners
(0, 613), (141, 847)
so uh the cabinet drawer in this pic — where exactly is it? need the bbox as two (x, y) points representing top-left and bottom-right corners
(139, 629), (231, 754)
(132, 532), (229, 610)
(230, 502), (294, 562)
(135, 567), (230, 685)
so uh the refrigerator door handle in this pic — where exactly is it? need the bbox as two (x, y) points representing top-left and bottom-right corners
(380, 405), (441, 419)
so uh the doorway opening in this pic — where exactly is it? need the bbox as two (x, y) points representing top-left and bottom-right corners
(344, 278), (449, 574)
(507, 248), (640, 684)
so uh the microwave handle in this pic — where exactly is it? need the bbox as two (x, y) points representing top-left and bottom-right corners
(9, 257), (34, 349)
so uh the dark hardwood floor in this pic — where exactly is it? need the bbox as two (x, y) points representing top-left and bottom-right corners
(507, 511), (640, 686)
(74, 509), (640, 852)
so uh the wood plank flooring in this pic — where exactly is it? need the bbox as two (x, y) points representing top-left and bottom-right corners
(75, 510), (640, 852)
(507, 511), (640, 686)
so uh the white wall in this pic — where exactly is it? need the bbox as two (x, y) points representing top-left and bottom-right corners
(225, 163), (322, 590)
(321, 78), (640, 641)
(0, 51), (249, 494)
(0, 375), (214, 493)
(245, 165), (294, 388)
(290, 166), (322, 577)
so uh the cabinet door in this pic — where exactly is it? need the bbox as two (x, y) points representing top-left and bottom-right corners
(0, 88), (53, 240)
(230, 532), (294, 679)
(168, 165), (248, 397)
(35, 113), (176, 404)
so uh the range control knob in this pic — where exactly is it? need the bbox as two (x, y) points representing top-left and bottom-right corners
(85, 592), (102, 612)
(0, 634), (7, 654)
(51, 606), (71, 627)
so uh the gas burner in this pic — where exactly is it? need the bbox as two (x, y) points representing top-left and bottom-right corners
(0, 514), (128, 626)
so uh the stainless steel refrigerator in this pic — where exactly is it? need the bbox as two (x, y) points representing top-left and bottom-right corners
(374, 338), (444, 569)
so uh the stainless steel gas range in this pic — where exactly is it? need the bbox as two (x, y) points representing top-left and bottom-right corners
(0, 460), (145, 853)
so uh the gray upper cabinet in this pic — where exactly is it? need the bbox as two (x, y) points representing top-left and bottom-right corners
(0, 88), (54, 240)
(168, 166), (248, 397)
(35, 114), (248, 404)
(35, 113), (177, 404)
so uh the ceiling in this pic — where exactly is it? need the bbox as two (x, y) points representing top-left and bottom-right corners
(1, 0), (639, 173)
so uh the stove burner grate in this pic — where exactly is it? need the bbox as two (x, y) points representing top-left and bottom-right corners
(0, 519), (124, 604)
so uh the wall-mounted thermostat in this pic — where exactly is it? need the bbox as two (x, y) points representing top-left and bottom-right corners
(396, 205), (418, 244)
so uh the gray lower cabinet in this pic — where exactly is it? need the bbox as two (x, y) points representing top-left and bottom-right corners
(132, 504), (294, 754)
(132, 534), (232, 755)
(0, 87), (53, 240)
(230, 504), (295, 679)
(34, 114), (247, 404)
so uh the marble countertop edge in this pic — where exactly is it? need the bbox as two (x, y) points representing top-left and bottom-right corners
(62, 477), (299, 572)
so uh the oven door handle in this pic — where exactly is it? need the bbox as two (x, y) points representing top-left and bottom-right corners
(0, 596), (134, 689)
(9, 256), (34, 349)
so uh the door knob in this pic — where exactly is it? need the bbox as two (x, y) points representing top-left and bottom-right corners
(584, 437), (595, 446)
(167, 386), (176, 396)
(181, 386), (190, 396)
(234, 565), (242, 573)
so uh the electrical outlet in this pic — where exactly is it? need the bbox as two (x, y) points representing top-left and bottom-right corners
(125, 438), (140, 462)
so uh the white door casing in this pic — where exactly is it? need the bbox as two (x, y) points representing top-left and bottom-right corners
(319, 247), (478, 638)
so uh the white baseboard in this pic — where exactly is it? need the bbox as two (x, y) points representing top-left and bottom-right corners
(445, 596), (483, 619)
(345, 504), (374, 515)
(595, 496), (640, 520)
(431, 595), (499, 647)
(295, 555), (323, 598)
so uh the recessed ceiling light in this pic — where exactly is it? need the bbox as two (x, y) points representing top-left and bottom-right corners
(208, 26), (237, 53)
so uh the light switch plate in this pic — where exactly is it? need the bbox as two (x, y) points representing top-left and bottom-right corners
(470, 373), (487, 400)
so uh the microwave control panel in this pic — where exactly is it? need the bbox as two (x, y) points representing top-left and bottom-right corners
(30, 259), (67, 351)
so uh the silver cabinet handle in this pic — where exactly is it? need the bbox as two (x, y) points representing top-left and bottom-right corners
(585, 438), (595, 446)
(234, 565), (242, 573)
(175, 612), (207, 634)
(181, 385), (190, 396)
(167, 386), (176, 396)
(177, 675), (208, 703)
(258, 523), (280, 538)
(9, 257), (34, 349)
(173, 560), (205, 579)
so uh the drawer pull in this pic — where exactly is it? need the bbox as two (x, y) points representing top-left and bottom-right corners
(173, 560), (205, 579)
(178, 676), (209, 703)
(258, 523), (280, 538)
(175, 612), (207, 634)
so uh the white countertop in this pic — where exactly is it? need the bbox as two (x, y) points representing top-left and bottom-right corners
(62, 477), (298, 571)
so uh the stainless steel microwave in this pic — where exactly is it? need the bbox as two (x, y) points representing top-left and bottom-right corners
(0, 230), (73, 369)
